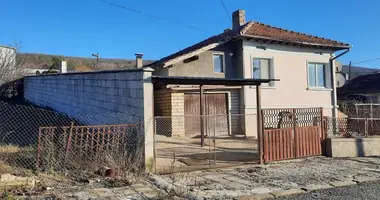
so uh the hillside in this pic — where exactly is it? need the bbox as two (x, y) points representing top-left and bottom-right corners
(341, 65), (379, 80)
(16, 53), (380, 77)
(18, 53), (155, 72)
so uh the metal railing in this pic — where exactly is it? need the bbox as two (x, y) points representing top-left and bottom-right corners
(324, 117), (380, 137)
(0, 100), (143, 178)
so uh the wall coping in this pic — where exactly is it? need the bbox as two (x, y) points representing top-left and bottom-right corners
(327, 136), (380, 142)
(24, 67), (154, 78)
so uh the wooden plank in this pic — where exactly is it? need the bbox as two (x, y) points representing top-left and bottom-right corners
(305, 127), (309, 156)
(317, 126), (322, 154)
(314, 127), (318, 155)
(283, 130), (288, 159)
(276, 130), (280, 160)
(279, 130), (283, 160)
(290, 130), (294, 158)
(299, 128), (304, 157)
(268, 130), (272, 161)
(310, 127), (314, 156)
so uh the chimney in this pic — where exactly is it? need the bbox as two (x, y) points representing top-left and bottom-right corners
(60, 61), (67, 73)
(232, 9), (246, 29)
(135, 53), (144, 68)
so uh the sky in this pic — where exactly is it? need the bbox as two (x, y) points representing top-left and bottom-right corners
(1, 0), (380, 68)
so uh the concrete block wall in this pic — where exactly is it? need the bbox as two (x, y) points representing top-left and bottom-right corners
(24, 69), (145, 120)
(24, 68), (155, 171)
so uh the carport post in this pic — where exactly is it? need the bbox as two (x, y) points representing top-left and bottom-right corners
(256, 84), (263, 164)
(200, 85), (205, 146)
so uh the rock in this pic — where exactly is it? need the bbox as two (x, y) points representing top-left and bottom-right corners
(0, 173), (36, 188)
(45, 187), (53, 191)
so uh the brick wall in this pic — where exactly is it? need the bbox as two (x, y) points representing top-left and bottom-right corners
(154, 89), (185, 136)
(24, 69), (146, 121)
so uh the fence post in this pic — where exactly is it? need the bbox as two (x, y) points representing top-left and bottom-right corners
(256, 85), (263, 164)
(320, 107), (324, 139)
(365, 118), (368, 137)
(64, 122), (74, 165)
(36, 127), (42, 171)
(153, 117), (157, 173)
(292, 108), (297, 158)
(200, 85), (205, 147)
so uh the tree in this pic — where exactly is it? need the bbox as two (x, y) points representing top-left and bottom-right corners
(50, 56), (63, 70)
(0, 42), (25, 85)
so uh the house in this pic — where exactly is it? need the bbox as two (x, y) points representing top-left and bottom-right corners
(147, 9), (351, 138)
(338, 72), (380, 103)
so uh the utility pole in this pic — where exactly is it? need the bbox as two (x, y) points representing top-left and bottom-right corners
(92, 53), (99, 69)
(348, 61), (352, 81)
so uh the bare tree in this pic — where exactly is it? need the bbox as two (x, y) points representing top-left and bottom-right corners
(0, 42), (26, 98)
(0, 42), (25, 85)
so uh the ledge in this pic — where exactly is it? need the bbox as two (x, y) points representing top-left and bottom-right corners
(307, 87), (333, 91)
(325, 136), (380, 157)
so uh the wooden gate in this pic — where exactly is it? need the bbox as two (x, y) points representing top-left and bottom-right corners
(262, 108), (324, 163)
(184, 93), (229, 136)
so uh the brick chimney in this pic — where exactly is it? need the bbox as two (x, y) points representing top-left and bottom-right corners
(232, 9), (246, 29)
(135, 53), (144, 68)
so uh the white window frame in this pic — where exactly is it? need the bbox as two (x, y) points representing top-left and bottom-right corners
(251, 57), (274, 87)
(307, 62), (327, 89)
(213, 53), (225, 73)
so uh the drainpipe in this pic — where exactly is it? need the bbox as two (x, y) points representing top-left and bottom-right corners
(329, 48), (350, 120)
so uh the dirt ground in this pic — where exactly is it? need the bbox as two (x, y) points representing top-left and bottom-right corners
(0, 172), (167, 200)
(154, 134), (258, 174)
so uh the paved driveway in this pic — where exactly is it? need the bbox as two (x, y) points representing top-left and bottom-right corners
(277, 181), (380, 200)
(153, 156), (380, 199)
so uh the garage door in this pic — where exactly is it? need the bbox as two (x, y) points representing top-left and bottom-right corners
(184, 93), (229, 136)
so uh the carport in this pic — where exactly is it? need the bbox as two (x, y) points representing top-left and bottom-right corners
(151, 76), (278, 173)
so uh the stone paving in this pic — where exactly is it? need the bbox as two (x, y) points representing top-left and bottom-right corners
(153, 156), (380, 200)
(25, 181), (168, 200)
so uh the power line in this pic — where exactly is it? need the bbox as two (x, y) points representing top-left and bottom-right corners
(352, 57), (380, 65)
(219, 0), (231, 21)
(99, 0), (208, 32)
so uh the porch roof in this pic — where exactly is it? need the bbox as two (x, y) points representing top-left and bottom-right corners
(151, 76), (279, 87)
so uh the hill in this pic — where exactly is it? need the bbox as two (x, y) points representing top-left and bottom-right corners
(18, 53), (155, 72)
(341, 65), (378, 80)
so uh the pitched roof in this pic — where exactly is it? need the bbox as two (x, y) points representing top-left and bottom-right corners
(242, 22), (349, 49)
(338, 72), (380, 94)
(147, 21), (350, 68)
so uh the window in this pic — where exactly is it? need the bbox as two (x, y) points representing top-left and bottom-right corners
(252, 58), (272, 86)
(308, 63), (326, 88)
(213, 54), (224, 73)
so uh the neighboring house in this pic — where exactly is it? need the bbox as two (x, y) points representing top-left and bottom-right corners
(146, 9), (351, 138)
(338, 72), (380, 103)
(0, 45), (17, 84)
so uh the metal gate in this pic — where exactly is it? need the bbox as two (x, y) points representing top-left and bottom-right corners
(154, 114), (258, 174)
(262, 108), (324, 162)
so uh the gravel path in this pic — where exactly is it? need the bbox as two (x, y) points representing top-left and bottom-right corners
(276, 181), (380, 200)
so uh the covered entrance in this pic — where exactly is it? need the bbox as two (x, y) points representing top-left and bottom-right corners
(152, 76), (277, 174)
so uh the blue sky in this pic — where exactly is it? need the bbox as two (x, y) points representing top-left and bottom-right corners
(1, 0), (380, 68)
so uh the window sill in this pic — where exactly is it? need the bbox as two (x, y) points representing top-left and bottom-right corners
(250, 86), (276, 89)
(307, 87), (332, 91)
